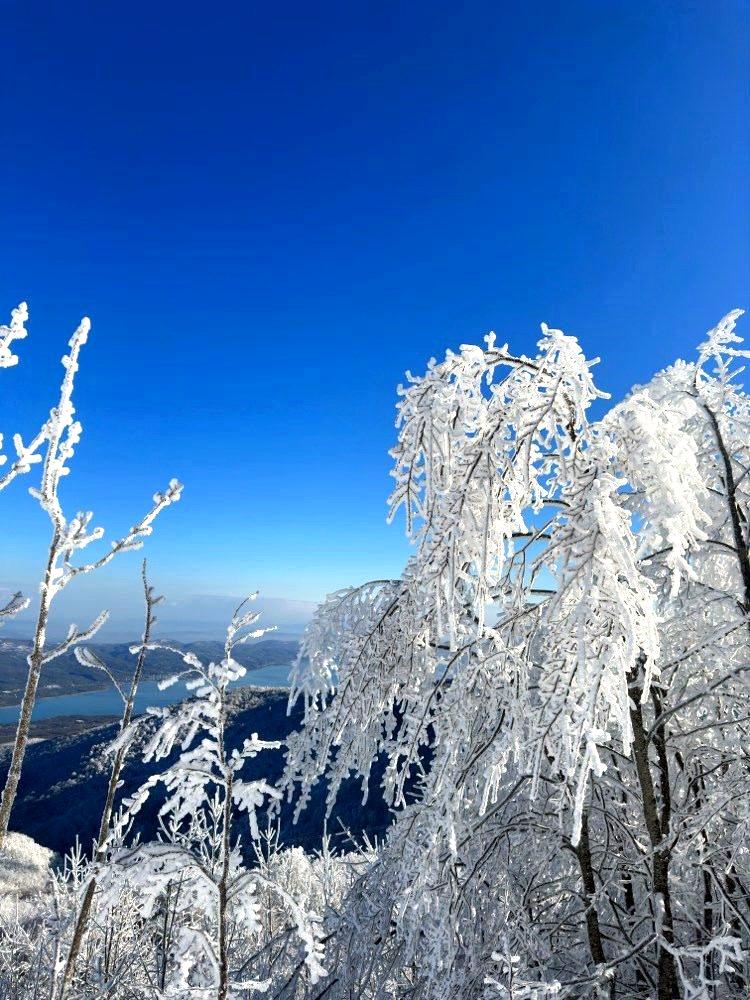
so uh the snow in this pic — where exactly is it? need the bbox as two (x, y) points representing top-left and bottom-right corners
(0, 832), (53, 922)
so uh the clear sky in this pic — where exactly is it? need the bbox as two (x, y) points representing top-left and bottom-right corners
(0, 1), (748, 635)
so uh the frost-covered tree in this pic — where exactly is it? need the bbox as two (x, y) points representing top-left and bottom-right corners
(0, 308), (182, 844)
(100, 596), (327, 999)
(284, 311), (750, 999)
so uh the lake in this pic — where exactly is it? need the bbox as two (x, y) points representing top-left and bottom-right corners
(0, 663), (292, 725)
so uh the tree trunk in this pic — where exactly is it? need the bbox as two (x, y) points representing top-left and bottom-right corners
(0, 649), (44, 844)
(217, 674), (232, 1000)
(629, 671), (678, 1000)
(0, 532), (57, 844)
(701, 402), (750, 614)
(574, 806), (615, 997)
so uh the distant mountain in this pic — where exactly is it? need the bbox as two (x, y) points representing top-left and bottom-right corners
(0, 688), (393, 858)
(0, 638), (299, 707)
(2, 592), (316, 643)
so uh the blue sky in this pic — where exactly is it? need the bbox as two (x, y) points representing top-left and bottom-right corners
(0, 1), (748, 635)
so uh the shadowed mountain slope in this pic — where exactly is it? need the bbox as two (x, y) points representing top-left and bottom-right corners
(0, 687), (393, 859)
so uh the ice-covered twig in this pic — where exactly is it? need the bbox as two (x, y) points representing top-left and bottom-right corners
(73, 644), (126, 703)
(42, 612), (110, 667)
(57, 479), (183, 591)
(0, 592), (29, 621)
(0, 301), (28, 369)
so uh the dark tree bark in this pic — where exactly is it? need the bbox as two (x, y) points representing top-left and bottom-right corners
(574, 805), (617, 998)
(629, 667), (678, 1000)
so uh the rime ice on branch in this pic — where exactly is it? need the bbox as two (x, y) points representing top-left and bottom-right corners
(0, 303), (46, 498)
(0, 302), (39, 626)
(0, 300), (29, 369)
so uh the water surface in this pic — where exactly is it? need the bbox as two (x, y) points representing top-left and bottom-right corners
(0, 663), (292, 725)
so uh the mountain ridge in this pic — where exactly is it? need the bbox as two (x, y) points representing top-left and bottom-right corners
(0, 638), (299, 707)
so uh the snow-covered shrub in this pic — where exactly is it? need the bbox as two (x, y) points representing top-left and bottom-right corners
(95, 597), (327, 999)
(0, 825), (361, 999)
(0, 832), (53, 923)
